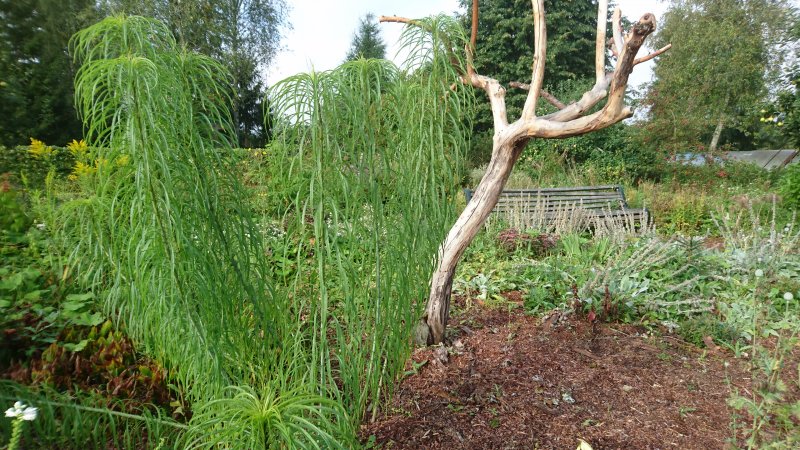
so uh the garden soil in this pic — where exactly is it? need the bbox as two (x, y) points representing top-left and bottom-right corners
(361, 295), (786, 449)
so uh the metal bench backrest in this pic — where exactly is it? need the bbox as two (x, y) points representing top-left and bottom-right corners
(465, 185), (629, 214)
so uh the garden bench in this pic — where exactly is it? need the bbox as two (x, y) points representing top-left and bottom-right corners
(463, 184), (650, 227)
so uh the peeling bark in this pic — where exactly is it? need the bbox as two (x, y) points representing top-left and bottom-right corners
(424, 136), (528, 344)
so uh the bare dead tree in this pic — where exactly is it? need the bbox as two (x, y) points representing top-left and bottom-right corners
(381, 0), (670, 345)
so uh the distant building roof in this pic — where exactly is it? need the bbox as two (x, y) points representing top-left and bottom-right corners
(726, 149), (798, 169)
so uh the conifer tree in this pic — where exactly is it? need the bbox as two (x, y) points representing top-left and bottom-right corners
(345, 13), (387, 61)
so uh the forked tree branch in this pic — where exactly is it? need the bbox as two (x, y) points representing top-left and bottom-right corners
(521, 0), (547, 120)
(509, 81), (567, 109)
(381, 1), (667, 135)
(635, 44), (672, 65)
(612, 7), (624, 59)
(382, 0), (668, 346)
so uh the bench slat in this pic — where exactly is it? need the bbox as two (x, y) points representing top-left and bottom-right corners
(500, 185), (621, 192)
(495, 194), (622, 200)
(463, 185), (651, 228)
(495, 197), (623, 205)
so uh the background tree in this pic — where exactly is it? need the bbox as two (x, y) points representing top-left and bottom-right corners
(762, 14), (800, 149)
(101, 0), (288, 147)
(0, 0), (98, 146)
(642, 0), (794, 154)
(345, 13), (387, 61)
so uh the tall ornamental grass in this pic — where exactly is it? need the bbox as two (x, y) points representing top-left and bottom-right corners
(264, 15), (474, 425)
(37, 15), (346, 448)
(19, 14), (474, 448)
(63, 15), (282, 399)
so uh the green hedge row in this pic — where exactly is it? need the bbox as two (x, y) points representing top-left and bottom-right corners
(0, 146), (274, 190)
(0, 146), (76, 188)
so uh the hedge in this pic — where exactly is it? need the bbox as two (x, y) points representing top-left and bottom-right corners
(0, 146), (76, 188)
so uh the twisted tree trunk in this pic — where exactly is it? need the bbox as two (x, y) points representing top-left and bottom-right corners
(424, 137), (528, 343)
(384, 0), (668, 344)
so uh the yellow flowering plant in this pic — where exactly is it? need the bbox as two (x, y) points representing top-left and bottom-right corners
(66, 139), (89, 158)
(65, 138), (130, 181)
(28, 138), (55, 160)
(68, 161), (95, 181)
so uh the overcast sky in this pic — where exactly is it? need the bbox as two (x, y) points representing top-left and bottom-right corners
(265, 1), (668, 90)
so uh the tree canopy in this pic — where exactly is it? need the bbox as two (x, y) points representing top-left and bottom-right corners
(100, 0), (288, 147)
(642, 0), (795, 153)
(0, 0), (98, 146)
(345, 13), (387, 61)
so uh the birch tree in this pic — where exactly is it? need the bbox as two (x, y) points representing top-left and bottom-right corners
(643, 0), (793, 154)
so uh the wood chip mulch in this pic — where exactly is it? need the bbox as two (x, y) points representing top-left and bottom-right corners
(361, 307), (760, 450)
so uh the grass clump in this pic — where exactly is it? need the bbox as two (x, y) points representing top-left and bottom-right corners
(7, 13), (475, 448)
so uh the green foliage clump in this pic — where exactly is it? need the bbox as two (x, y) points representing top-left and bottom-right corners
(35, 15), (333, 448)
(677, 315), (740, 347)
(0, 190), (104, 365)
(642, 0), (791, 153)
(0, 178), (32, 236)
(779, 163), (800, 209)
(265, 13), (475, 428)
(0, 182), (182, 449)
(0, 0), (96, 147)
(102, 0), (288, 148)
(0, 146), (76, 188)
(0, 380), (183, 449)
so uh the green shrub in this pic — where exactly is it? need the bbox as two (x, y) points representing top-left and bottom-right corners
(0, 177), (32, 237)
(465, 130), (493, 170)
(677, 315), (741, 348)
(0, 145), (75, 188)
(779, 163), (800, 209)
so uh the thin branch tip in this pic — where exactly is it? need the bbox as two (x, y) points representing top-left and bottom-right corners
(634, 43), (672, 65)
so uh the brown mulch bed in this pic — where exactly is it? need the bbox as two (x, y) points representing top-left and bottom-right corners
(362, 306), (755, 450)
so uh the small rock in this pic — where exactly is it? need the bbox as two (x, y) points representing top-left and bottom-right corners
(622, 385), (634, 392)
(433, 344), (449, 364)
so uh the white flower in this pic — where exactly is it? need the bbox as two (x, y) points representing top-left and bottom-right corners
(755, 269), (765, 277)
(785, 292), (795, 301)
(21, 406), (37, 421)
(4, 401), (36, 421)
